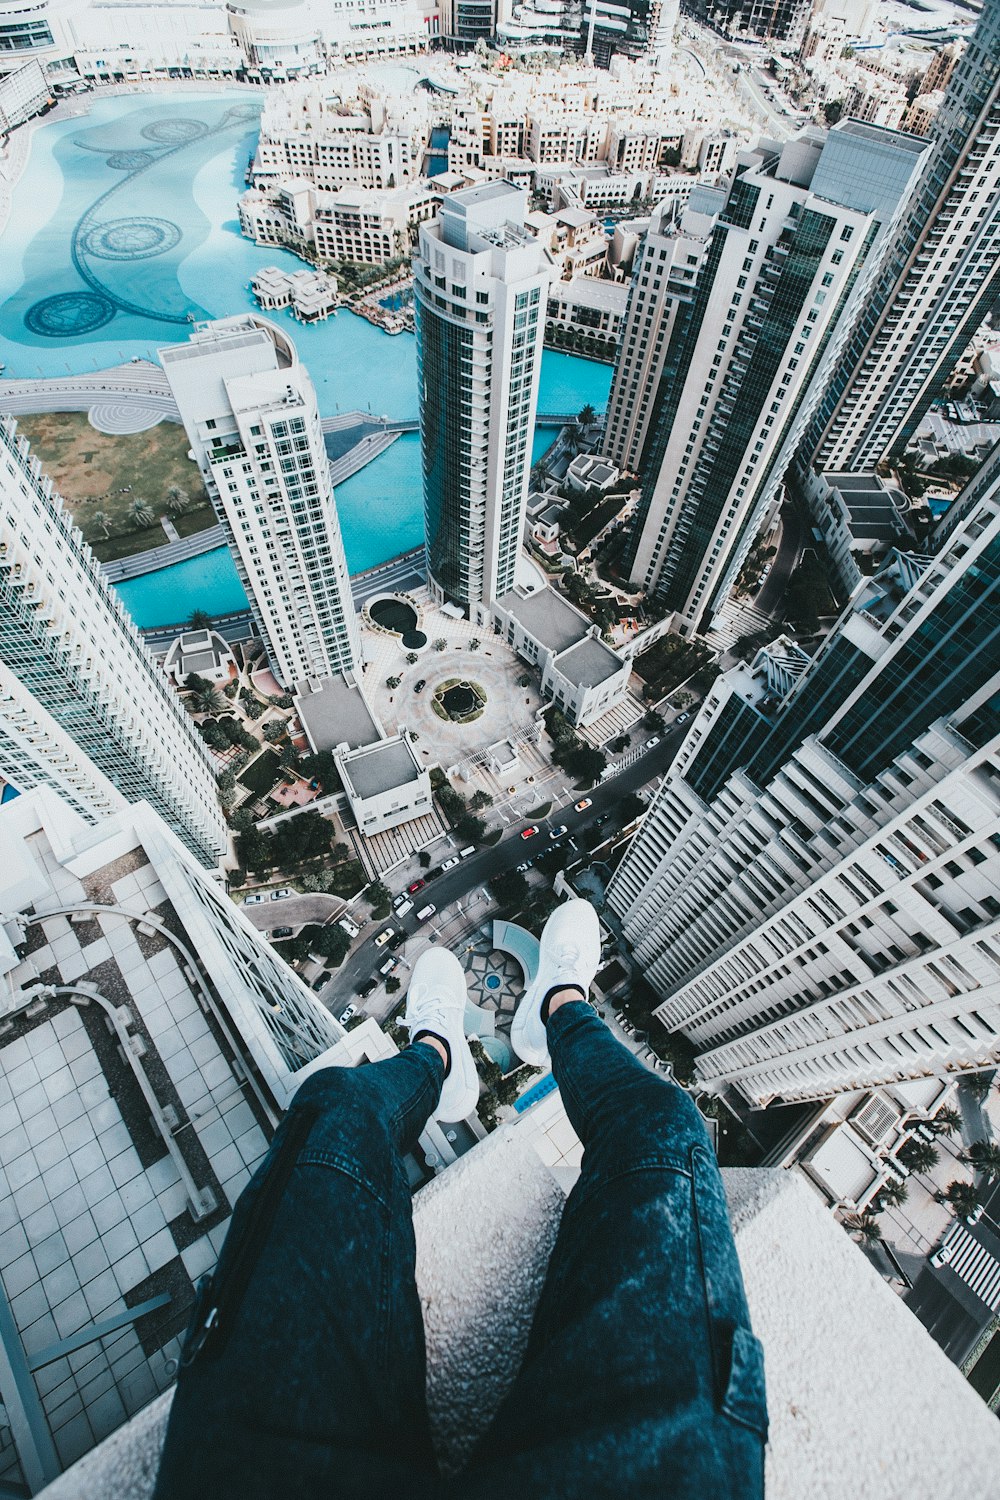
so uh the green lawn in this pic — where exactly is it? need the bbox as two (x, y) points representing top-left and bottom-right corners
(16, 411), (211, 560)
(238, 749), (282, 796)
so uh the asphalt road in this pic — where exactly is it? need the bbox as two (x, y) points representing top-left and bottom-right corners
(320, 724), (689, 1019)
(757, 502), (805, 617)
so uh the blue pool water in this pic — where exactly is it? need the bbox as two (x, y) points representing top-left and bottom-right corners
(0, 92), (613, 625)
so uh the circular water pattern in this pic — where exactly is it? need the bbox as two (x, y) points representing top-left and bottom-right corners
(24, 291), (116, 337)
(140, 118), (208, 144)
(484, 974), (502, 992)
(83, 217), (182, 260)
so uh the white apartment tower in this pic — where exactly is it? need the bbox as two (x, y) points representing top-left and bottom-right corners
(602, 193), (721, 476)
(804, 3), (1000, 470)
(414, 183), (551, 615)
(626, 122), (928, 637)
(0, 416), (226, 868)
(609, 452), (1000, 1108)
(161, 317), (360, 689)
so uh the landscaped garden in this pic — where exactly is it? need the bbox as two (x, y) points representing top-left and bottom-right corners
(16, 411), (213, 561)
(237, 748), (282, 796)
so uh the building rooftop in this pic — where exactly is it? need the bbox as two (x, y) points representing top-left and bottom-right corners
(496, 586), (590, 656)
(826, 472), (913, 544)
(338, 736), (420, 800)
(293, 674), (381, 754)
(553, 634), (624, 689)
(33, 1128), (1000, 1500)
(550, 278), (628, 314)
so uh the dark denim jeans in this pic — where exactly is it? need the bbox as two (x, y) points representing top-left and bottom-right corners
(154, 1004), (767, 1500)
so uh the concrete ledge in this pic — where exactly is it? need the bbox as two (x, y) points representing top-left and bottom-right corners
(38, 1134), (1000, 1498)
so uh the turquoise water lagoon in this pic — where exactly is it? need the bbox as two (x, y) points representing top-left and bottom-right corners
(0, 93), (612, 624)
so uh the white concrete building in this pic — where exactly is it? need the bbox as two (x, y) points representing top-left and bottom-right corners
(544, 275), (627, 356)
(0, 785), (361, 1491)
(609, 463), (1000, 1108)
(414, 183), (551, 616)
(0, 56), (48, 126)
(338, 733), (433, 836)
(162, 629), (237, 688)
(492, 582), (631, 728)
(249, 265), (338, 322)
(602, 192), (722, 474)
(0, 417), (225, 870)
(160, 317), (360, 690)
(627, 122), (928, 637)
(804, 3), (1000, 473)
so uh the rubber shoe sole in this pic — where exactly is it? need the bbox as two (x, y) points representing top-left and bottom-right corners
(405, 949), (480, 1123)
(510, 898), (601, 1066)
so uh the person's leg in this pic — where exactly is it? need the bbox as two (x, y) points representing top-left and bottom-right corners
(155, 949), (479, 1500)
(462, 902), (767, 1500)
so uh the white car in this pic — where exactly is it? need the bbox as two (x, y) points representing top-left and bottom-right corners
(374, 928), (395, 948)
(337, 917), (360, 940)
(930, 1240), (955, 1268)
(441, 856), (460, 871)
(339, 1003), (358, 1025)
(394, 898), (414, 918)
(379, 956), (396, 976)
(243, 893), (267, 906)
(647, 735), (661, 749)
(270, 888), (293, 901)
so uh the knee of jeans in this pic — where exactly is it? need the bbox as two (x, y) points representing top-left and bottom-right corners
(610, 1075), (712, 1162)
(289, 1065), (357, 1113)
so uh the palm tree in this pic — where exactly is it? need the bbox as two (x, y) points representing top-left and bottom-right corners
(876, 1179), (909, 1209)
(91, 510), (110, 540)
(188, 684), (226, 716)
(936, 1180), (985, 1215)
(897, 1138), (940, 1174)
(927, 1106), (962, 1137)
(960, 1140), (1000, 1179)
(964, 1071), (994, 1101)
(188, 609), (213, 630)
(843, 1212), (883, 1247)
(129, 497), (155, 530)
(577, 403), (597, 428)
(166, 485), (190, 517)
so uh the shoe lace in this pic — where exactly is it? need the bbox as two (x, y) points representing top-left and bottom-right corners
(401, 989), (450, 1040)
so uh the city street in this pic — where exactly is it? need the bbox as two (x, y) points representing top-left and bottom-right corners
(316, 724), (689, 1020)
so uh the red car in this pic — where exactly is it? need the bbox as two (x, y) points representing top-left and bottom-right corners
(408, 879), (426, 894)
(520, 825), (540, 840)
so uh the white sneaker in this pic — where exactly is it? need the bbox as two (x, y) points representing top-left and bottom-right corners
(402, 949), (479, 1123)
(510, 898), (601, 1066)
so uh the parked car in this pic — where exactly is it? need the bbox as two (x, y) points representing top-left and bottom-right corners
(416, 903), (437, 922)
(414, 679), (426, 693)
(379, 957), (396, 976)
(337, 917), (360, 939)
(408, 879), (426, 895)
(459, 846), (476, 859)
(675, 713), (690, 725)
(646, 735), (661, 749)
(521, 825), (540, 840)
(340, 1003), (359, 1024)
(311, 975), (328, 991)
(550, 825), (568, 840)
(388, 931), (406, 951)
(516, 860), (533, 873)
(270, 888), (293, 901)
(272, 927), (293, 939)
(392, 892), (410, 911)
(394, 898), (414, 918)
(574, 798), (593, 813)
(930, 1240), (955, 1268)
(357, 979), (378, 999)
(244, 893), (267, 906)
(441, 856), (460, 871)
(374, 928), (395, 948)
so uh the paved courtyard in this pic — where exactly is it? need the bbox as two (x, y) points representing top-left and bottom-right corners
(361, 594), (545, 769)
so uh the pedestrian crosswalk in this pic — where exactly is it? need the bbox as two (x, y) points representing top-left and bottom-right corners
(940, 1221), (1000, 1310)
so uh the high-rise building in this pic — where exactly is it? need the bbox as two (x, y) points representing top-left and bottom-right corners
(625, 123), (928, 636)
(160, 316), (360, 689)
(803, 5), (1000, 472)
(602, 192), (722, 476)
(0, 416), (225, 868)
(608, 451), (1000, 1108)
(681, 0), (811, 44)
(413, 183), (551, 616)
(581, 0), (678, 67)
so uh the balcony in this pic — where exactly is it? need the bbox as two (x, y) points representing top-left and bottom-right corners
(34, 1100), (1000, 1500)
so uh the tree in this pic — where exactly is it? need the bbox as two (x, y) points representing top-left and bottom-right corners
(964, 1071), (994, 1101)
(166, 485), (190, 517)
(406, 652), (419, 665)
(876, 1179), (909, 1209)
(469, 638), (481, 651)
(366, 880), (391, 911)
(455, 812), (487, 845)
(300, 923), (350, 965)
(433, 638), (447, 652)
(185, 679), (226, 716)
(386, 675), (402, 690)
(129, 497), (155, 530)
(898, 1138), (939, 1174)
(578, 403), (597, 427)
(418, 850), (432, 868)
(937, 1180), (985, 1215)
(843, 1213), (882, 1247)
(643, 709), (665, 733)
(262, 720), (285, 742)
(490, 868), (529, 913)
(469, 790), (493, 811)
(228, 867), (246, 888)
(620, 794), (645, 823)
(927, 1106), (962, 1137)
(299, 751), (341, 794)
(385, 976), (401, 994)
(237, 825), (274, 874)
(823, 99), (844, 125)
(189, 609), (213, 630)
(562, 743), (606, 787)
(960, 1140), (1000, 1180)
(92, 509), (110, 539)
